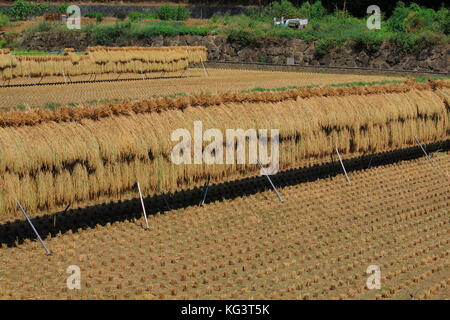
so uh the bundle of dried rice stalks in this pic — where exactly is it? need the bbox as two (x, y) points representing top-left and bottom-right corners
(0, 45), (205, 80)
(0, 83), (448, 221)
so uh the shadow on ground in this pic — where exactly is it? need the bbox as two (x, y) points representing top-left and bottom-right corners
(1, 140), (448, 248)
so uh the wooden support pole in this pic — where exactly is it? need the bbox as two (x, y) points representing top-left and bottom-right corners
(137, 182), (149, 230)
(258, 160), (284, 203)
(335, 146), (351, 185)
(16, 201), (51, 256)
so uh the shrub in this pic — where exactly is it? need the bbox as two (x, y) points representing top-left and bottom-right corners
(114, 12), (127, 21)
(258, 56), (267, 63)
(0, 12), (9, 28)
(89, 21), (130, 45)
(352, 32), (384, 54)
(126, 22), (210, 38)
(128, 11), (144, 22)
(315, 39), (339, 56)
(387, 2), (445, 33)
(156, 5), (189, 21)
(0, 39), (6, 48)
(298, 0), (327, 20)
(86, 12), (106, 23)
(88, 21), (210, 45)
(7, 0), (50, 21)
(128, 11), (157, 22)
(436, 7), (449, 34)
(28, 21), (53, 33)
(56, 3), (69, 14)
(270, 0), (299, 19)
(390, 30), (443, 54)
(310, 1), (327, 19)
(226, 29), (259, 46)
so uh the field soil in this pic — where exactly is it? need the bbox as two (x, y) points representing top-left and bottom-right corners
(0, 68), (404, 108)
(0, 152), (448, 299)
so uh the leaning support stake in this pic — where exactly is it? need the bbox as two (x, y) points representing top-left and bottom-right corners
(16, 200), (51, 256)
(199, 176), (211, 206)
(413, 136), (435, 168)
(258, 160), (284, 203)
(199, 56), (209, 77)
(137, 182), (149, 230)
(335, 146), (351, 185)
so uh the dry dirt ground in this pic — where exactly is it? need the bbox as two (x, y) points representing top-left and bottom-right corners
(0, 68), (404, 109)
(0, 151), (448, 300)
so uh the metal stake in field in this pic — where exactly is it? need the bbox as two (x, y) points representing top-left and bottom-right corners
(367, 155), (376, 169)
(137, 182), (149, 230)
(199, 55), (209, 78)
(413, 136), (435, 168)
(258, 159), (284, 203)
(335, 145), (351, 185)
(16, 200), (51, 256)
(62, 70), (68, 84)
(199, 176), (211, 206)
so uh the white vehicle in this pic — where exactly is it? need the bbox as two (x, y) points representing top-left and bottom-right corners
(274, 17), (308, 29)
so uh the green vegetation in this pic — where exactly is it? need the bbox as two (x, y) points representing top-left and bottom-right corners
(27, 21), (54, 33)
(86, 21), (211, 45)
(240, 84), (318, 93)
(215, 1), (449, 54)
(166, 92), (187, 98)
(5, 0), (69, 21)
(128, 10), (158, 22)
(328, 80), (403, 87)
(127, 5), (189, 22)
(0, 12), (10, 28)
(43, 102), (61, 110)
(269, 0), (327, 20)
(239, 77), (450, 94)
(155, 5), (190, 21)
(2, 0), (448, 55)
(85, 12), (106, 23)
(414, 75), (450, 82)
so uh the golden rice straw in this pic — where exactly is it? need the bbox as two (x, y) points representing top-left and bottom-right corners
(0, 85), (448, 222)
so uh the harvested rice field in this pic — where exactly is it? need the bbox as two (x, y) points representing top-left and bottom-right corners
(1, 48), (449, 302)
(0, 152), (448, 300)
(0, 68), (404, 109)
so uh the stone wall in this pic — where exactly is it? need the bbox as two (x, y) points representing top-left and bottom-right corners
(5, 32), (449, 72)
